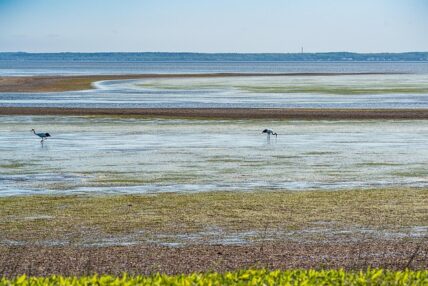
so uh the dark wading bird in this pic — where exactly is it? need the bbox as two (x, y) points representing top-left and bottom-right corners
(262, 128), (278, 137)
(262, 128), (278, 142)
(31, 129), (51, 143)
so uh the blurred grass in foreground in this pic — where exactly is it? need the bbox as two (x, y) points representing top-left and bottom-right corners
(1, 269), (427, 285)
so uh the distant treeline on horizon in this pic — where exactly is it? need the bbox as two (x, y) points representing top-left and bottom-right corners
(1, 52), (427, 62)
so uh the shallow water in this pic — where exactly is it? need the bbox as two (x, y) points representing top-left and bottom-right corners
(2, 74), (428, 108)
(1, 61), (428, 76)
(1, 116), (427, 196)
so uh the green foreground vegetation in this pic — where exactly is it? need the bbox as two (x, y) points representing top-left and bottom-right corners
(0, 188), (427, 245)
(1, 269), (428, 285)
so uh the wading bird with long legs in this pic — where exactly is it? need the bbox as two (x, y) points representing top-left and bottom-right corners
(262, 128), (277, 142)
(31, 129), (51, 143)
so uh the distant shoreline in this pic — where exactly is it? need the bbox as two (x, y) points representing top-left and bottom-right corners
(0, 72), (405, 92)
(2, 107), (428, 120)
(1, 51), (428, 62)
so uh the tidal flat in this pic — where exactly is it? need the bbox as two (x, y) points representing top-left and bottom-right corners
(2, 73), (428, 109)
(1, 116), (428, 195)
(0, 188), (427, 246)
(1, 115), (428, 275)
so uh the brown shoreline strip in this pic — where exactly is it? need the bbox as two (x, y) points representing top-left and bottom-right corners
(1, 240), (426, 276)
(0, 72), (405, 92)
(1, 107), (428, 120)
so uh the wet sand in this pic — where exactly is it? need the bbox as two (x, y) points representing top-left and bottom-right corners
(0, 72), (402, 92)
(1, 107), (428, 120)
(1, 240), (426, 276)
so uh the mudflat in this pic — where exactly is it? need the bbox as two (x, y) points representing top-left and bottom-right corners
(0, 72), (402, 92)
(1, 107), (428, 120)
(1, 240), (427, 276)
(0, 189), (426, 276)
(2, 73), (426, 120)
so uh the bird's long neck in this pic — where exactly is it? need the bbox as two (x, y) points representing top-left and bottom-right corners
(32, 130), (36, 134)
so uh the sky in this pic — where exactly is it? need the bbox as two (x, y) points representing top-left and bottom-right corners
(0, 0), (427, 53)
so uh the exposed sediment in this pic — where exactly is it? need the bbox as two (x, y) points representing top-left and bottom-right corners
(1, 107), (428, 120)
(0, 72), (401, 92)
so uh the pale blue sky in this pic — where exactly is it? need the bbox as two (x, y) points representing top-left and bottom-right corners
(0, 0), (427, 52)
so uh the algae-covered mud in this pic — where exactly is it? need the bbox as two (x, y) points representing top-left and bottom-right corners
(1, 116), (427, 196)
(1, 189), (427, 246)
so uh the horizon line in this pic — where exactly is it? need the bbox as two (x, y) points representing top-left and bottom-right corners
(1, 51), (428, 54)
